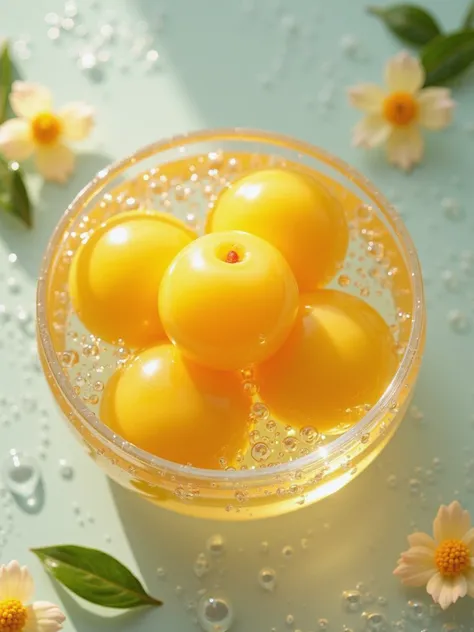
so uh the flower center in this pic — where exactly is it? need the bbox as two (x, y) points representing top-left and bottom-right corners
(0, 598), (28, 632)
(383, 92), (418, 126)
(435, 539), (471, 577)
(31, 112), (62, 145)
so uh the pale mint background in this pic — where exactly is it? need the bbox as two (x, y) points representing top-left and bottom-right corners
(1, 1), (474, 631)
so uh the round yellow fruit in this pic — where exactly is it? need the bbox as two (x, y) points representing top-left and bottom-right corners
(158, 230), (299, 371)
(207, 168), (349, 291)
(100, 343), (250, 468)
(255, 290), (398, 432)
(69, 210), (196, 348)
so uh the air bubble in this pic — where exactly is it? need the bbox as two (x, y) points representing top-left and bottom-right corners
(364, 612), (387, 632)
(299, 426), (319, 444)
(61, 350), (79, 368)
(251, 402), (269, 420)
(251, 442), (270, 462)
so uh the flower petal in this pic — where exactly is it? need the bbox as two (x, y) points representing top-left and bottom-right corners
(35, 144), (75, 183)
(427, 572), (444, 601)
(352, 115), (391, 148)
(452, 574), (468, 602)
(393, 562), (436, 587)
(408, 532), (436, 550)
(386, 125), (423, 171)
(418, 88), (455, 130)
(465, 569), (474, 597)
(0, 560), (34, 602)
(462, 527), (474, 550)
(348, 84), (386, 114)
(399, 545), (436, 566)
(435, 577), (462, 610)
(24, 601), (65, 632)
(10, 81), (52, 119)
(59, 102), (94, 141)
(434, 501), (472, 543)
(0, 118), (34, 161)
(385, 51), (425, 94)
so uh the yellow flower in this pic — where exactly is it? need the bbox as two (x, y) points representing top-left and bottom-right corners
(0, 560), (65, 631)
(348, 51), (455, 171)
(394, 501), (474, 610)
(0, 81), (94, 183)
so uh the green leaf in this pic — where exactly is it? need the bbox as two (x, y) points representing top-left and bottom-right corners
(0, 156), (32, 228)
(421, 30), (474, 85)
(462, 2), (474, 29)
(0, 42), (12, 124)
(31, 545), (162, 609)
(368, 4), (442, 45)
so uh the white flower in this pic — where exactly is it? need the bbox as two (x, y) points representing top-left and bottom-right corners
(348, 51), (455, 171)
(394, 501), (474, 610)
(0, 81), (94, 183)
(0, 560), (65, 632)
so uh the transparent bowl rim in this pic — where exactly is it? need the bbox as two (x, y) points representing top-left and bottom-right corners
(37, 127), (425, 485)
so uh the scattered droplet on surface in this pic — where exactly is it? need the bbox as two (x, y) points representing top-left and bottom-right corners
(156, 566), (166, 578)
(407, 600), (427, 622)
(258, 567), (277, 592)
(206, 534), (225, 556)
(59, 459), (74, 480)
(2, 450), (44, 513)
(343, 589), (362, 612)
(197, 594), (233, 632)
(285, 614), (295, 626)
(448, 309), (470, 334)
(282, 545), (294, 558)
(363, 612), (387, 632)
(193, 552), (211, 578)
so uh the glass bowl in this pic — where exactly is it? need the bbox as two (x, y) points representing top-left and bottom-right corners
(36, 128), (425, 521)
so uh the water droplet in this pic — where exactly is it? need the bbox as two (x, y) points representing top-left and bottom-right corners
(2, 450), (44, 513)
(377, 596), (387, 607)
(282, 545), (294, 558)
(409, 478), (421, 496)
(78, 51), (97, 70)
(357, 204), (373, 223)
(363, 612), (387, 632)
(197, 594), (233, 632)
(0, 304), (10, 325)
(48, 26), (60, 40)
(7, 277), (20, 293)
(258, 567), (276, 591)
(193, 552), (210, 578)
(285, 614), (295, 626)
(260, 541), (269, 554)
(441, 197), (461, 220)
(156, 566), (166, 578)
(206, 534), (225, 556)
(318, 619), (329, 630)
(448, 309), (470, 334)
(407, 601), (427, 622)
(59, 459), (74, 480)
(338, 274), (351, 287)
(343, 589), (362, 612)
(428, 603), (441, 618)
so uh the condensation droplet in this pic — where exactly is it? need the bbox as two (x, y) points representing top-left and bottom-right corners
(343, 589), (362, 612)
(363, 612), (387, 632)
(251, 442), (270, 462)
(282, 545), (294, 558)
(193, 552), (210, 578)
(2, 450), (43, 512)
(258, 567), (276, 592)
(197, 594), (233, 632)
(206, 534), (225, 556)
(407, 600), (427, 622)
(59, 459), (74, 480)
